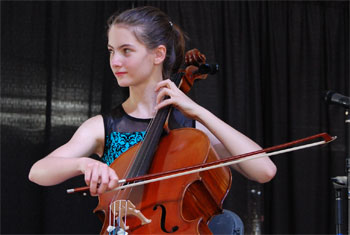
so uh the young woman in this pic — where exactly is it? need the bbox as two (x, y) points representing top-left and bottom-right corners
(29, 6), (276, 233)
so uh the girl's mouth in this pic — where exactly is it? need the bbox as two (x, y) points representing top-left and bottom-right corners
(115, 72), (127, 76)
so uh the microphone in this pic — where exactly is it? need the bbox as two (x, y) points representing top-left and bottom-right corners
(194, 63), (219, 75)
(324, 90), (350, 109)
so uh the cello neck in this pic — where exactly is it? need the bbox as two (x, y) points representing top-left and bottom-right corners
(126, 72), (184, 178)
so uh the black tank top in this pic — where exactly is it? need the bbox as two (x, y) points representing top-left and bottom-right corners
(101, 104), (195, 165)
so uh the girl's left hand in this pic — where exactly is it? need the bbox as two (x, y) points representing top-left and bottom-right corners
(155, 79), (202, 120)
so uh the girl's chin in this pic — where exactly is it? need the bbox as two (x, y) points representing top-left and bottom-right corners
(116, 78), (145, 88)
(117, 83), (129, 88)
(116, 79), (132, 87)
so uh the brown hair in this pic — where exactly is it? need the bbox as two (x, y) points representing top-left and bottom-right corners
(107, 6), (186, 79)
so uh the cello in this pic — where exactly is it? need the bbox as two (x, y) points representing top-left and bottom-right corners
(67, 48), (336, 234)
(94, 48), (232, 234)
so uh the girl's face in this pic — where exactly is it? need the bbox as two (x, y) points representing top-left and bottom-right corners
(108, 25), (159, 87)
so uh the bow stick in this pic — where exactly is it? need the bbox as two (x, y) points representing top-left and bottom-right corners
(67, 132), (336, 194)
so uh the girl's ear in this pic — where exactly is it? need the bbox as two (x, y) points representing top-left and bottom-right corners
(154, 45), (166, 65)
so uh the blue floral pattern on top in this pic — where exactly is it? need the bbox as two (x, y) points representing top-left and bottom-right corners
(102, 131), (146, 166)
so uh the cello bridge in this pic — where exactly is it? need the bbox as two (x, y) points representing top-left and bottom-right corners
(110, 200), (151, 230)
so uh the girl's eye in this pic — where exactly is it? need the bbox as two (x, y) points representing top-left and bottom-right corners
(108, 49), (114, 55)
(123, 48), (131, 54)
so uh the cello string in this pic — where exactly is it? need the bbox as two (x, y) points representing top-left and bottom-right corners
(107, 108), (158, 232)
(107, 74), (183, 229)
(105, 72), (183, 232)
(108, 203), (111, 235)
(114, 201), (117, 234)
(124, 200), (128, 232)
(113, 202), (116, 235)
(109, 73), (181, 203)
(118, 201), (121, 231)
(129, 72), (182, 180)
(108, 201), (113, 235)
(108, 70), (182, 199)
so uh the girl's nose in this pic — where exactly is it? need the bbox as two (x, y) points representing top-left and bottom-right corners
(111, 54), (122, 67)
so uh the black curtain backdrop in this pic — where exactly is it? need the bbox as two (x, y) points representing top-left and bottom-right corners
(1, 1), (349, 234)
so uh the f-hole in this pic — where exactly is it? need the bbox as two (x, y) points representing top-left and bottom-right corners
(153, 204), (179, 233)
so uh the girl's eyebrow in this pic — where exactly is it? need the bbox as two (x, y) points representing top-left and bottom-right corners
(107, 44), (134, 49)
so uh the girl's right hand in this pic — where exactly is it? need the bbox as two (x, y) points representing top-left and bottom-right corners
(82, 159), (119, 196)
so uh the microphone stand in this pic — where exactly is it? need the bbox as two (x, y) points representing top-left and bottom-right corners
(331, 176), (347, 235)
(345, 109), (350, 234)
(324, 91), (350, 233)
(334, 109), (350, 235)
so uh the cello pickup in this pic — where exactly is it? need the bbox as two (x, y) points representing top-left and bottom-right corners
(110, 200), (152, 230)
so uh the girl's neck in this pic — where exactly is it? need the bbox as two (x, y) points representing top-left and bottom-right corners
(123, 79), (160, 119)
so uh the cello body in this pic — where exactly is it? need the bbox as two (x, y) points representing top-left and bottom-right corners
(94, 128), (232, 234)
